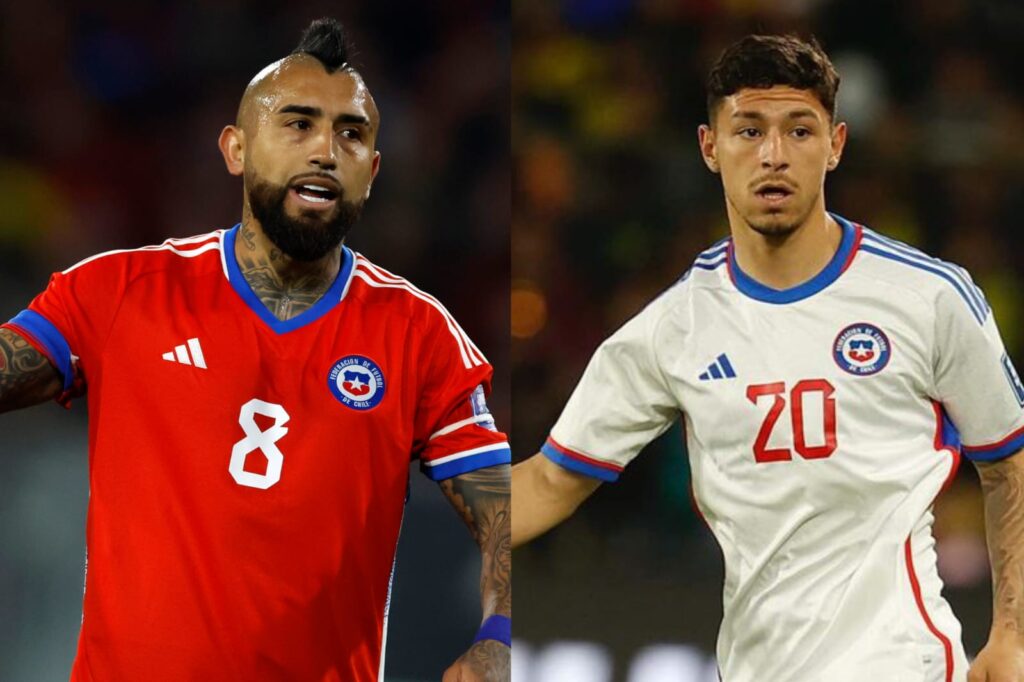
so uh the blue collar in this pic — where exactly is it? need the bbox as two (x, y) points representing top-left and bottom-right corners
(223, 223), (355, 334)
(727, 213), (861, 304)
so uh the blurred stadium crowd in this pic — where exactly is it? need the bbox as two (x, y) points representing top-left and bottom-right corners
(513, 0), (1024, 677)
(0, 2), (507, 680)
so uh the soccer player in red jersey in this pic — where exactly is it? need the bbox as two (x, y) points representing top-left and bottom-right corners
(0, 18), (510, 682)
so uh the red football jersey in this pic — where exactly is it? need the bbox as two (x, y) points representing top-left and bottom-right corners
(2, 225), (510, 681)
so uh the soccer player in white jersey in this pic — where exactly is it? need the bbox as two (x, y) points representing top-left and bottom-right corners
(512, 34), (1024, 682)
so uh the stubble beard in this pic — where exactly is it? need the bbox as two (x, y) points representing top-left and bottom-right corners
(727, 190), (817, 243)
(246, 174), (365, 262)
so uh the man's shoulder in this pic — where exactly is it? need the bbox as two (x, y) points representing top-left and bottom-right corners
(642, 238), (731, 316)
(347, 251), (453, 319)
(854, 224), (988, 323)
(59, 229), (228, 283)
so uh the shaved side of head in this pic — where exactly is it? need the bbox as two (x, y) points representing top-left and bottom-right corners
(235, 18), (379, 134)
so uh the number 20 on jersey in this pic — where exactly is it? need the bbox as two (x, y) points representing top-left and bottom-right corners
(746, 380), (837, 463)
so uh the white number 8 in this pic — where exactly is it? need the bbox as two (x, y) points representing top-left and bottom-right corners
(230, 398), (290, 489)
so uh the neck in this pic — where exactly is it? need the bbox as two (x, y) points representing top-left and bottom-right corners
(234, 215), (342, 322)
(728, 205), (841, 291)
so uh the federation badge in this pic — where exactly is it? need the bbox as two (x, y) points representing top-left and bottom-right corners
(833, 323), (891, 376)
(328, 355), (386, 410)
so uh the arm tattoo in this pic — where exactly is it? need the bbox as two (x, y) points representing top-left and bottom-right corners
(0, 327), (62, 413)
(456, 640), (510, 681)
(441, 465), (512, 617)
(236, 223), (339, 322)
(441, 465), (511, 677)
(978, 453), (1024, 633)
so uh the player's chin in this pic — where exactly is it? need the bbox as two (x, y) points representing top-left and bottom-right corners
(286, 203), (340, 225)
(747, 212), (800, 237)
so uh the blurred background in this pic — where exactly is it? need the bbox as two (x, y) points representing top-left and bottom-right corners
(512, 0), (1024, 680)
(0, 1), (508, 680)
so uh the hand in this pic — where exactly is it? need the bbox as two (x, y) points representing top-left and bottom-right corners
(969, 632), (1024, 682)
(442, 639), (510, 682)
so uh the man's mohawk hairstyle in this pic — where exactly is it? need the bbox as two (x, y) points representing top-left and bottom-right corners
(292, 17), (352, 73)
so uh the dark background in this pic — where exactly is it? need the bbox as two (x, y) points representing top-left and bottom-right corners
(0, 1), (509, 680)
(512, 0), (1024, 680)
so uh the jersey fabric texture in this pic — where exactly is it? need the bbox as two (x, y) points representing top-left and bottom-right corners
(542, 214), (1024, 682)
(2, 225), (510, 682)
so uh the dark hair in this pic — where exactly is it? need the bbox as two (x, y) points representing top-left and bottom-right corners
(292, 17), (353, 73)
(706, 34), (840, 122)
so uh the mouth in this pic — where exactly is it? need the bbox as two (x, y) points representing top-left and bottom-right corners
(754, 184), (794, 204)
(289, 177), (340, 209)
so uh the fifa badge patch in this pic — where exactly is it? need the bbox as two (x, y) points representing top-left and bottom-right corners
(328, 355), (386, 410)
(470, 384), (498, 431)
(833, 323), (891, 376)
(1002, 353), (1024, 407)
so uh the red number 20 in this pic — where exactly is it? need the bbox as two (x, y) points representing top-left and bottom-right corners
(745, 379), (837, 463)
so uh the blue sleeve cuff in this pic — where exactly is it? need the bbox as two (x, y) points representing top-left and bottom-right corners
(6, 309), (74, 392)
(540, 437), (622, 482)
(421, 443), (511, 481)
(962, 425), (1024, 462)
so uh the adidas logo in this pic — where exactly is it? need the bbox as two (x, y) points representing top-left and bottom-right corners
(699, 353), (735, 381)
(162, 338), (207, 369)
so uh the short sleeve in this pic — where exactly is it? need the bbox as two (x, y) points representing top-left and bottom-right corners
(414, 310), (510, 481)
(2, 256), (129, 402)
(543, 301), (680, 482)
(932, 282), (1024, 461)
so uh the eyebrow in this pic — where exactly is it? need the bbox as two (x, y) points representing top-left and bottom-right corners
(278, 104), (372, 128)
(731, 109), (820, 121)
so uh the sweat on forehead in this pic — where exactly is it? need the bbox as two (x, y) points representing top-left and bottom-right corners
(235, 54), (377, 132)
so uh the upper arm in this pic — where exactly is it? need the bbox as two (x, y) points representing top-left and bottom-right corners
(518, 452), (602, 507)
(543, 300), (680, 481)
(0, 326), (62, 413)
(975, 447), (1024, 492)
(931, 280), (1024, 461)
(510, 453), (601, 548)
(414, 305), (511, 480)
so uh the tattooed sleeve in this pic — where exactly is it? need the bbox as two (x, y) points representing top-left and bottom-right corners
(440, 464), (511, 678)
(0, 326), (62, 413)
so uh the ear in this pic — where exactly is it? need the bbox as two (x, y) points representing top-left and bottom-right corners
(219, 125), (245, 176)
(698, 124), (719, 174)
(827, 121), (847, 171)
(365, 151), (382, 200)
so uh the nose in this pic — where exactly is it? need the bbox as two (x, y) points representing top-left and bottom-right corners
(759, 129), (788, 170)
(308, 129), (338, 171)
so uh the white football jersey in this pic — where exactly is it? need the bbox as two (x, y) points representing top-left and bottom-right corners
(543, 214), (1024, 682)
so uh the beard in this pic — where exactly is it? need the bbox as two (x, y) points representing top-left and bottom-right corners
(745, 212), (803, 239)
(246, 174), (364, 262)
(728, 191), (817, 242)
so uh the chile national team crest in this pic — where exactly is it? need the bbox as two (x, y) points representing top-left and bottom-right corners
(328, 355), (386, 410)
(833, 323), (891, 376)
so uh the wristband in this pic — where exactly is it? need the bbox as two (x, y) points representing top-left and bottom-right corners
(473, 614), (511, 647)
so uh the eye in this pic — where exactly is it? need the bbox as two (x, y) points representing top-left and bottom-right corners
(339, 128), (363, 141)
(288, 119), (312, 131)
(791, 127), (812, 138)
(738, 127), (761, 139)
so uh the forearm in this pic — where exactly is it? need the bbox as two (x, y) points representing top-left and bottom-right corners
(477, 471), (511, 619)
(440, 465), (511, 618)
(511, 453), (600, 548)
(440, 465), (511, 680)
(0, 326), (62, 413)
(977, 449), (1024, 637)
